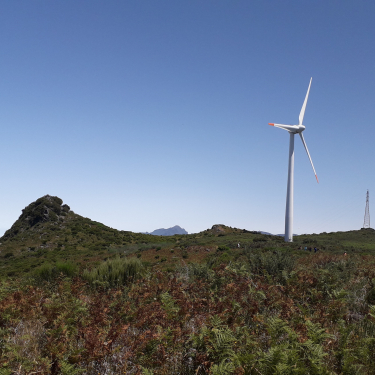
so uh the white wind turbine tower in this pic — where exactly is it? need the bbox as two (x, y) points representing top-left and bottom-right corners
(269, 78), (318, 242)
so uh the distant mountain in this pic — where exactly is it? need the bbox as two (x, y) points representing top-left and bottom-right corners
(145, 225), (188, 236)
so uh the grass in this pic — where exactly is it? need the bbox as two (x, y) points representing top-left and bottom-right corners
(33, 261), (77, 282)
(83, 256), (145, 288)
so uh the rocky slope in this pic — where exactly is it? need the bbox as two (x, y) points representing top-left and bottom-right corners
(2, 195), (70, 240)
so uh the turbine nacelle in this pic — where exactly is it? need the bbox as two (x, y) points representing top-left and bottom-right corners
(268, 123), (305, 134)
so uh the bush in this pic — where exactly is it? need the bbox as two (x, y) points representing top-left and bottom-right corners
(34, 263), (54, 281)
(253, 237), (267, 242)
(368, 288), (375, 304)
(246, 250), (295, 282)
(83, 256), (145, 288)
(33, 261), (77, 281)
(217, 252), (231, 264)
(55, 262), (77, 277)
(4, 252), (14, 258)
(187, 263), (214, 281)
(217, 246), (230, 252)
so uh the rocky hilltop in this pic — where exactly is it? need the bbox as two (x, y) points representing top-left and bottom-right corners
(206, 224), (258, 236)
(2, 195), (70, 240)
(0, 195), (172, 277)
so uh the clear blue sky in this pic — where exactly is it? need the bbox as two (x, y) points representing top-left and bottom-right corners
(0, 1), (374, 235)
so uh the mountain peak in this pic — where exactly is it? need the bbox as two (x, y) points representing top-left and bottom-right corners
(148, 225), (188, 236)
(2, 195), (70, 240)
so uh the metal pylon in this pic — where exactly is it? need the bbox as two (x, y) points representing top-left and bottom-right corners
(363, 190), (370, 229)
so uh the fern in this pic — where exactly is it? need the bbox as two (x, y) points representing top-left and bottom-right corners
(225, 262), (248, 277)
(141, 367), (154, 375)
(259, 345), (289, 374)
(208, 327), (236, 362)
(369, 304), (375, 319)
(331, 288), (347, 300)
(301, 339), (327, 370)
(60, 361), (84, 375)
(306, 320), (333, 344)
(210, 359), (235, 375)
(190, 317), (238, 368)
(160, 292), (180, 318)
(267, 317), (290, 343)
(259, 317), (332, 374)
(210, 315), (223, 328)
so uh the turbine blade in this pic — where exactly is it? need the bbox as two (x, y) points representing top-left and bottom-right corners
(299, 77), (312, 125)
(269, 123), (299, 132)
(299, 133), (318, 183)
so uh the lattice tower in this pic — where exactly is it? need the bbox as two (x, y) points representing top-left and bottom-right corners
(363, 190), (370, 229)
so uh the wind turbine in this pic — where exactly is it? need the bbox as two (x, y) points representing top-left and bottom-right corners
(268, 77), (318, 242)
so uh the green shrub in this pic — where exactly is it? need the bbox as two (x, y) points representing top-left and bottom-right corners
(217, 246), (230, 252)
(4, 252), (14, 258)
(246, 250), (295, 282)
(55, 261), (77, 277)
(217, 252), (231, 264)
(83, 256), (145, 288)
(33, 261), (77, 281)
(49, 211), (58, 221)
(187, 263), (214, 281)
(253, 237), (267, 242)
(34, 263), (54, 281)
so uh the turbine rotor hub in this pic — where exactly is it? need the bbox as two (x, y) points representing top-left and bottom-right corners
(291, 124), (305, 134)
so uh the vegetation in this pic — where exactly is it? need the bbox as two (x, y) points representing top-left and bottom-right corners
(83, 256), (145, 288)
(2, 197), (375, 373)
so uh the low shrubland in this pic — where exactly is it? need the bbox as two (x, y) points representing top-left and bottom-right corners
(2, 251), (375, 374)
(4, 197), (375, 372)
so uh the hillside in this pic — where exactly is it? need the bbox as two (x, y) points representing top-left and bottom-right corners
(0, 197), (269, 278)
(2, 196), (375, 373)
(0, 195), (172, 277)
(1, 196), (375, 279)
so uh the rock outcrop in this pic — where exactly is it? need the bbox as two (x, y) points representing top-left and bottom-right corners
(2, 195), (70, 240)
